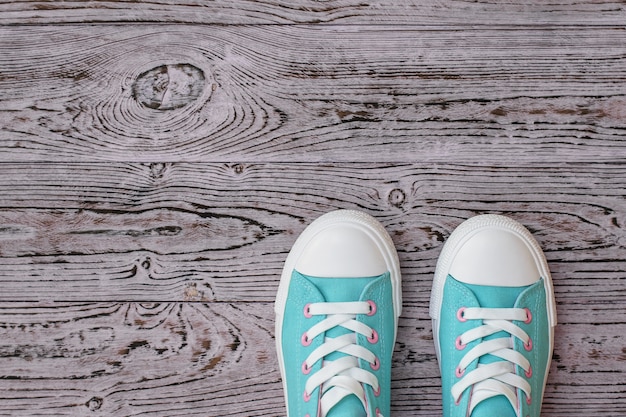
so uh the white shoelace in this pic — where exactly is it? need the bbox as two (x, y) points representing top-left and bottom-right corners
(452, 307), (533, 414)
(302, 301), (380, 417)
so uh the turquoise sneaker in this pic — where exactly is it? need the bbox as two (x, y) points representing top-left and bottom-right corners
(430, 215), (557, 417)
(275, 210), (402, 417)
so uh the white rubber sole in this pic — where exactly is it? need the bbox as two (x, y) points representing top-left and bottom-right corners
(274, 210), (402, 416)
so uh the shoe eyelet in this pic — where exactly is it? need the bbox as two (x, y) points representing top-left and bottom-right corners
(525, 365), (533, 378)
(524, 337), (533, 351)
(524, 308), (532, 324)
(526, 394), (532, 405)
(455, 336), (466, 350)
(456, 307), (467, 322)
(303, 390), (311, 402)
(302, 361), (311, 375)
(373, 385), (380, 397)
(301, 332), (312, 346)
(454, 395), (461, 406)
(367, 300), (377, 316)
(303, 303), (313, 318)
(367, 329), (379, 344)
(375, 408), (381, 417)
(370, 357), (380, 370)
(455, 366), (465, 378)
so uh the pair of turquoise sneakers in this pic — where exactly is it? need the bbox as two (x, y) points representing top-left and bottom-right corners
(275, 210), (557, 417)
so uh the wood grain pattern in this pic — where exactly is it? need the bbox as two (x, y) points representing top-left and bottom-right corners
(0, 302), (624, 416)
(0, 302), (280, 416)
(0, 162), (624, 306)
(1, 26), (626, 163)
(1, 0), (625, 25)
(2, 1), (626, 415)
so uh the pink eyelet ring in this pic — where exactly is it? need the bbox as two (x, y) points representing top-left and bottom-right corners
(455, 336), (466, 350)
(454, 395), (461, 406)
(524, 308), (532, 324)
(302, 361), (311, 375)
(456, 307), (467, 322)
(525, 365), (533, 378)
(375, 408), (381, 417)
(303, 390), (311, 402)
(373, 385), (380, 397)
(370, 357), (380, 371)
(303, 303), (313, 318)
(524, 337), (533, 351)
(455, 366), (465, 378)
(301, 332), (312, 347)
(526, 394), (532, 405)
(367, 329), (379, 344)
(367, 300), (377, 316)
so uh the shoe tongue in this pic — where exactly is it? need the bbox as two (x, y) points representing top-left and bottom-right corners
(327, 395), (367, 417)
(470, 396), (517, 417)
(304, 274), (380, 417)
(464, 281), (532, 417)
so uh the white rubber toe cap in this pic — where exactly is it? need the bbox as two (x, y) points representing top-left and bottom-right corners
(296, 224), (388, 278)
(430, 213), (556, 327)
(276, 209), (402, 319)
(449, 220), (542, 287)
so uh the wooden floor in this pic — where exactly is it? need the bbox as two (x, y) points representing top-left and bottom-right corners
(1, 1), (626, 415)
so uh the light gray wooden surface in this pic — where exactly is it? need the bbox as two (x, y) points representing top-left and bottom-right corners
(1, 2), (625, 416)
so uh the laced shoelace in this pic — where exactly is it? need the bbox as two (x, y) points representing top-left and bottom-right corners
(452, 307), (534, 414)
(301, 300), (381, 417)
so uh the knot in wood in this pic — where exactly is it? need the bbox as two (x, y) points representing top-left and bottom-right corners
(233, 164), (245, 175)
(149, 162), (169, 179)
(86, 396), (103, 411)
(132, 64), (206, 110)
(141, 257), (151, 270)
(388, 188), (406, 207)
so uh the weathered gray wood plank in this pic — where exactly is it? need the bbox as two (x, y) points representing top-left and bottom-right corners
(1, 0), (625, 25)
(0, 302), (624, 416)
(0, 302), (280, 416)
(1, 26), (625, 163)
(0, 162), (624, 303)
(2, 1), (625, 414)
